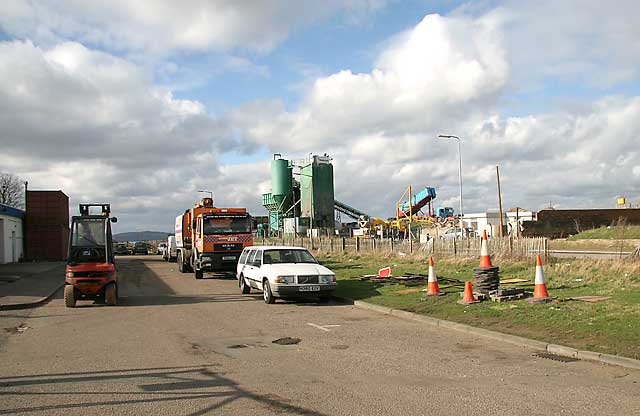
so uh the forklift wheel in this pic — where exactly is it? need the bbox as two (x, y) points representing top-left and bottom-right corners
(195, 269), (204, 279)
(64, 285), (76, 308)
(105, 284), (117, 306)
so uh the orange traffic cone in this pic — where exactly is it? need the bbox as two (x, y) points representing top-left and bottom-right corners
(479, 230), (492, 268)
(528, 255), (552, 304)
(426, 257), (445, 296)
(458, 281), (480, 304)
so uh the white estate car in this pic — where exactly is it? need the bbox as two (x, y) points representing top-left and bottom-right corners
(236, 246), (337, 304)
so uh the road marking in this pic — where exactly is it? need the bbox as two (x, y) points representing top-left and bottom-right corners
(307, 323), (341, 332)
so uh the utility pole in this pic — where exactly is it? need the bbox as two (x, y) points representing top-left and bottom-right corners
(496, 165), (504, 237)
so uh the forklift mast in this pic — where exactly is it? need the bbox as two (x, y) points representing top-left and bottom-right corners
(79, 203), (111, 217)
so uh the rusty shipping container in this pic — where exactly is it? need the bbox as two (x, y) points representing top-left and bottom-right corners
(25, 190), (70, 261)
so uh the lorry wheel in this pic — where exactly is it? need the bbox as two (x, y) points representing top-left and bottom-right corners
(239, 274), (250, 294)
(195, 269), (203, 279)
(64, 285), (76, 308)
(177, 252), (186, 273)
(105, 284), (117, 306)
(263, 280), (275, 304)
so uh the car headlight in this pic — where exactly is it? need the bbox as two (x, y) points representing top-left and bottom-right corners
(319, 274), (336, 283)
(65, 271), (74, 278)
(274, 275), (295, 284)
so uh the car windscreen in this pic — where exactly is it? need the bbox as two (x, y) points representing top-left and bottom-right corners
(262, 249), (318, 264)
(71, 218), (106, 247)
(203, 216), (251, 235)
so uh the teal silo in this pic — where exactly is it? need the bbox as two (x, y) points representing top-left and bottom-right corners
(271, 157), (292, 206)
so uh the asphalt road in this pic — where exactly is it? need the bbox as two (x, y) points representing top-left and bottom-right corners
(1, 256), (638, 415)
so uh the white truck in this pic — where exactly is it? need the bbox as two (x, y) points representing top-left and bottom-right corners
(163, 235), (177, 262)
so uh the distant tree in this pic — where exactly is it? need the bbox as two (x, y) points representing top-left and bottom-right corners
(0, 173), (25, 209)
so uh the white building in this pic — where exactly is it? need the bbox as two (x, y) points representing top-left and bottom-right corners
(0, 203), (24, 264)
(462, 210), (535, 237)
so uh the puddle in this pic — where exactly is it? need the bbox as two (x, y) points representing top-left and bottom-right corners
(272, 337), (301, 345)
(4, 324), (29, 334)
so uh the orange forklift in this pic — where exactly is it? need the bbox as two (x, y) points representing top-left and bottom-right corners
(64, 204), (118, 307)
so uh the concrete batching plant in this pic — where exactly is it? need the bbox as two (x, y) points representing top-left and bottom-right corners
(262, 154), (335, 237)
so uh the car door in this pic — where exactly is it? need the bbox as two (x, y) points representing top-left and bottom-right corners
(239, 249), (254, 281)
(248, 249), (263, 289)
(237, 249), (249, 278)
(242, 249), (260, 288)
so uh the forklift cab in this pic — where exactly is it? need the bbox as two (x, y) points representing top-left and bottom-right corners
(64, 204), (118, 307)
(68, 216), (115, 265)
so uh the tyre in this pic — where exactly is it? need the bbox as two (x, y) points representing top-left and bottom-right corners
(239, 274), (250, 294)
(195, 268), (204, 279)
(105, 283), (117, 306)
(64, 285), (76, 308)
(262, 280), (275, 304)
(177, 252), (186, 273)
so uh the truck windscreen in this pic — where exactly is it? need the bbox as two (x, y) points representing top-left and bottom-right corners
(203, 216), (251, 235)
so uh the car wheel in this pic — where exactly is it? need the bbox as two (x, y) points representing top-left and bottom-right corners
(263, 280), (275, 304)
(239, 274), (250, 294)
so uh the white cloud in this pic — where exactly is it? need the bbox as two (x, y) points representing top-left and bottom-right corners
(0, 0), (391, 55)
(0, 39), (247, 231)
(233, 13), (508, 152)
(2, 2), (640, 231)
(224, 9), (640, 216)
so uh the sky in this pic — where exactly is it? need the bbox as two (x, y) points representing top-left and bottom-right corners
(1, 0), (639, 233)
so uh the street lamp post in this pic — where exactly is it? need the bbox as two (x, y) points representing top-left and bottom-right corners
(438, 134), (464, 235)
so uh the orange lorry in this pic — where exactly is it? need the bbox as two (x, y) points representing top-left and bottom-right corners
(175, 198), (253, 279)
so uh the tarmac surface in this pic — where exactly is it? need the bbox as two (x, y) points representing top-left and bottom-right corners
(0, 262), (65, 309)
(0, 255), (639, 415)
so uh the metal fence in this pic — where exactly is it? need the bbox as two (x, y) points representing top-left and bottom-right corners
(258, 236), (549, 258)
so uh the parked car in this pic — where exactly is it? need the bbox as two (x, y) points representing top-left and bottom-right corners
(113, 243), (129, 256)
(440, 227), (476, 240)
(157, 242), (167, 256)
(163, 236), (177, 262)
(133, 242), (148, 255)
(236, 246), (336, 304)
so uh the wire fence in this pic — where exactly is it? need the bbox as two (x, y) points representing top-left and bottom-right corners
(258, 236), (549, 259)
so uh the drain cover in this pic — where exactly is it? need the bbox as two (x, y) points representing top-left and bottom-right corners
(272, 337), (301, 345)
(533, 352), (579, 362)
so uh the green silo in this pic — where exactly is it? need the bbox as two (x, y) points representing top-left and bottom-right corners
(300, 155), (335, 230)
(271, 156), (292, 207)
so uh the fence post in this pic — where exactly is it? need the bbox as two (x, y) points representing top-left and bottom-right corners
(356, 237), (360, 253)
(453, 238), (457, 257)
(409, 238), (413, 253)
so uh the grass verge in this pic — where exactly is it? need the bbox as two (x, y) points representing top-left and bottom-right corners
(568, 225), (640, 240)
(320, 253), (640, 359)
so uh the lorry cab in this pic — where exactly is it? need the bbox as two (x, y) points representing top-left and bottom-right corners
(192, 211), (252, 277)
(175, 198), (253, 279)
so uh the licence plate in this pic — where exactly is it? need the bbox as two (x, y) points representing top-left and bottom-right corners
(299, 285), (320, 292)
(222, 256), (236, 261)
